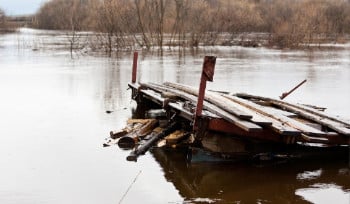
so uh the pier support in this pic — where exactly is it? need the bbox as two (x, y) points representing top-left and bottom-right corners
(194, 56), (216, 130)
(131, 51), (138, 83)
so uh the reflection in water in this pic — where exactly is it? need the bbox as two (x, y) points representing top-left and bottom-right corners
(151, 148), (350, 203)
(296, 183), (350, 204)
(297, 169), (323, 180)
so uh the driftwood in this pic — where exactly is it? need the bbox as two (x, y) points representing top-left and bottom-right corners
(110, 119), (154, 139)
(164, 130), (190, 145)
(127, 122), (180, 161)
(118, 119), (158, 149)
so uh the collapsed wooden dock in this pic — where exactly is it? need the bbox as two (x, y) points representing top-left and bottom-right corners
(105, 53), (350, 162)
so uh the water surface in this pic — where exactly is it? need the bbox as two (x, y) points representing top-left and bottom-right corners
(0, 29), (349, 204)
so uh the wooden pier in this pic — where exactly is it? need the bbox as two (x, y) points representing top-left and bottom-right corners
(106, 52), (350, 161)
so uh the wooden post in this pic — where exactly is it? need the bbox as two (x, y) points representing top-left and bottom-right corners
(131, 51), (138, 83)
(194, 56), (216, 130)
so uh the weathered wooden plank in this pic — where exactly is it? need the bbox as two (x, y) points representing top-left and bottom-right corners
(263, 106), (297, 118)
(168, 102), (194, 121)
(165, 130), (189, 145)
(142, 83), (262, 132)
(177, 88), (272, 125)
(160, 82), (302, 136)
(164, 82), (253, 120)
(222, 94), (328, 137)
(140, 89), (165, 104)
(236, 93), (350, 127)
(275, 103), (350, 136)
(301, 104), (327, 112)
(208, 118), (297, 143)
(236, 93), (350, 136)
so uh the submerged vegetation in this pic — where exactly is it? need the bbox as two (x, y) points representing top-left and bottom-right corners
(30, 0), (350, 55)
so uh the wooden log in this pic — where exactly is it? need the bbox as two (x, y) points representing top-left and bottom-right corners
(110, 129), (128, 139)
(164, 82), (253, 120)
(105, 123), (143, 147)
(110, 119), (151, 139)
(142, 83), (262, 132)
(118, 119), (159, 149)
(127, 122), (180, 161)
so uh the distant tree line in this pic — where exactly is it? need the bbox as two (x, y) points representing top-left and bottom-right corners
(33, 0), (350, 52)
(0, 7), (6, 31)
(0, 7), (33, 33)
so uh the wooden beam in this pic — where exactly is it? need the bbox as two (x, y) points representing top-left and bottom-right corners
(164, 82), (253, 120)
(222, 94), (328, 137)
(236, 93), (350, 127)
(141, 83), (262, 132)
(162, 82), (301, 136)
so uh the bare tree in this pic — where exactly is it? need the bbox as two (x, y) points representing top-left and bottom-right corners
(32, 0), (350, 50)
(66, 0), (90, 58)
(0, 8), (5, 30)
(170, 0), (189, 47)
(96, 0), (135, 56)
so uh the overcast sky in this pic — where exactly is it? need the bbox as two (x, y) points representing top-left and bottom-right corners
(0, 0), (48, 15)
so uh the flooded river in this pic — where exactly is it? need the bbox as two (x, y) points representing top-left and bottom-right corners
(0, 29), (349, 204)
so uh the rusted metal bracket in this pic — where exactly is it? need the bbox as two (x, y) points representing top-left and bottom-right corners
(194, 56), (216, 130)
(280, 79), (307, 100)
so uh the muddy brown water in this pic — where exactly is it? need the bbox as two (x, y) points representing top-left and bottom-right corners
(0, 28), (349, 204)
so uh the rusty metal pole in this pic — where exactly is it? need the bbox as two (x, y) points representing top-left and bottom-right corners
(131, 52), (138, 83)
(280, 79), (307, 100)
(194, 56), (216, 130)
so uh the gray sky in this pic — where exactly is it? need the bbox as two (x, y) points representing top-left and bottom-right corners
(0, 0), (48, 15)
